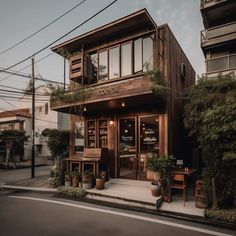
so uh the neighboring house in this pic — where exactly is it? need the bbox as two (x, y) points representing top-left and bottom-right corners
(0, 85), (69, 161)
(200, 0), (236, 78)
(50, 9), (195, 179)
(0, 108), (31, 161)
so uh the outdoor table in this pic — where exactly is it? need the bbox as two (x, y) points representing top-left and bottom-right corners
(170, 168), (197, 199)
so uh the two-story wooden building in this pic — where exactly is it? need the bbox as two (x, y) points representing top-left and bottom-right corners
(50, 9), (195, 180)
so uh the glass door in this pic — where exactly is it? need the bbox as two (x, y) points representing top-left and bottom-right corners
(139, 115), (159, 180)
(119, 117), (137, 179)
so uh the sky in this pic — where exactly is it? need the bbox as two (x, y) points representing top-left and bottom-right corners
(0, 0), (205, 110)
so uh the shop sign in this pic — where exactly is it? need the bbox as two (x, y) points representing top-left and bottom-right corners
(97, 85), (119, 96)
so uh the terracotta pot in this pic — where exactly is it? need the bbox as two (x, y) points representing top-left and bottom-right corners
(151, 182), (161, 197)
(96, 178), (105, 190)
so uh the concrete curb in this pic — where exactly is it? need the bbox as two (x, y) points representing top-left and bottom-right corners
(1, 185), (57, 193)
(1, 185), (235, 230)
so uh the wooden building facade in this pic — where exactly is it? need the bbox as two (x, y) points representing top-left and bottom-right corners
(50, 9), (195, 179)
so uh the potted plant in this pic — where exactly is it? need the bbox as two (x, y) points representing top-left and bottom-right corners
(146, 154), (173, 197)
(82, 170), (93, 189)
(64, 172), (71, 187)
(72, 170), (79, 187)
(95, 173), (105, 190)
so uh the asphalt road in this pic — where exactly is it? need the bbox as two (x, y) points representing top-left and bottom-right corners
(0, 165), (49, 185)
(0, 191), (235, 236)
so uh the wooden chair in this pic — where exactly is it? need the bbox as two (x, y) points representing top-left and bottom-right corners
(169, 174), (187, 206)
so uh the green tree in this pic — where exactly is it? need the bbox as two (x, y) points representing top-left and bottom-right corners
(42, 129), (70, 159)
(183, 75), (236, 208)
(0, 130), (29, 161)
(42, 129), (70, 187)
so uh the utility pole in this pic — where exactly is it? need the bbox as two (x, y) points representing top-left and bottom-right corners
(31, 57), (35, 178)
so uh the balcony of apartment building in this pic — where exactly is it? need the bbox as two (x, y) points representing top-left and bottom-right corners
(205, 50), (236, 78)
(200, 0), (236, 28)
(201, 21), (236, 49)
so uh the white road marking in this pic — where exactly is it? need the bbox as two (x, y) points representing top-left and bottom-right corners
(9, 195), (233, 236)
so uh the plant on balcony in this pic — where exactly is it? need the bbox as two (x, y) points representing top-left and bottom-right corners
(146, 69), (168, 100)
(56, 47), (82, 59)
(50, 83), (86, 109)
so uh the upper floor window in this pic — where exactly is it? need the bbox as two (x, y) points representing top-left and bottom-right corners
(121, 42), (132, 77)
(88, 53), (97, 84)
(84, 33), (154, 84)
(109, 46), (120, 79)
(98, 51), (108, 81)
(143, 36), (154, 71)
(134, 38), (142, 73)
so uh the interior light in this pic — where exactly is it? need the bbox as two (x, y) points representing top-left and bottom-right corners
(109, 120), (114, 125)
(83, 107), (87, 112)
(121, 102), (125, 107)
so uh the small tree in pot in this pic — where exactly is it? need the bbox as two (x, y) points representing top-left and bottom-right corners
(82, 170), (93, 189)
(146, 154), (173, 198)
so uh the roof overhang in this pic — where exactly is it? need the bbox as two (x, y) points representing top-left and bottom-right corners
(51, 9), (157, 56)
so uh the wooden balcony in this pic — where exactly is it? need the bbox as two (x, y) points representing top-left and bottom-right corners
(50, 76), (165, 114)
(201, 21), (236, 49)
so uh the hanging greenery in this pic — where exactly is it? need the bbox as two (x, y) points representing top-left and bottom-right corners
(146, 69), (168, 100)
(50, 83), (86, 106)
(56, 47), (82, 59)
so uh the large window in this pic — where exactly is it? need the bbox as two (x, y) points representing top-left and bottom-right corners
(134, 38), (142, 73)
(121, 43), (132, 76)
(109, 47), (120, 79)
(75, 121), (84, 153)
(88, 53), (97, 84)
(143, 36), (153, 71)
(85, 34), (154, 83)
(98, 51), (108, 81)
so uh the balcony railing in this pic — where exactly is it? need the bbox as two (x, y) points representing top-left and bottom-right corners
(201, 21), (236, 47)
(206, 53), (236, 73)
(200, 0), (227, 9)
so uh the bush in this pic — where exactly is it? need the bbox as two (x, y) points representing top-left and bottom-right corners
(58, 186), (86, 198)
(183, 75), (236, 208)
(205, 208), (236, 224)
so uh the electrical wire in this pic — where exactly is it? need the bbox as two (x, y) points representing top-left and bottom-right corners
(0, 0), (87, 56)
(0, 52), (54, 82)
(0, 0), (119, 72)
(0, 88), (49, 96)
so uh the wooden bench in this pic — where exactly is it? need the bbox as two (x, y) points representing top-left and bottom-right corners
(65, 148), (108, 176)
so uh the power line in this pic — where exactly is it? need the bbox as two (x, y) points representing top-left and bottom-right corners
(0, 84), (28, 92)
(0, 52), (54, 82)
(0, 0), (87, 56)
(0, 88), (49, 97)
(0, 95), (49, 101)
(0, 98), (16, 107)
(0, 67), (66, 85)
(0, 0), (119, 72)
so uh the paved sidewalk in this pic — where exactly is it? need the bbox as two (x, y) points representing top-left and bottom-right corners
(1, 175), (204, 218)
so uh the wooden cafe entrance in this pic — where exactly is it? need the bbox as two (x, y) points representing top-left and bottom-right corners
(118, 115), (160, 180)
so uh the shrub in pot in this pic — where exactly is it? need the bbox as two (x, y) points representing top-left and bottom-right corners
(64, 172), (71, 187)
(72, 171), (79, 187)
(82, 170), (93, 189)
(96, 174), (105, 190)
(151, 181), (162, 197)
(146, 154), (173, 197)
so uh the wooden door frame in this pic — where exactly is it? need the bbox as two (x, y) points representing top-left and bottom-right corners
(117, 116), (138, 179)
